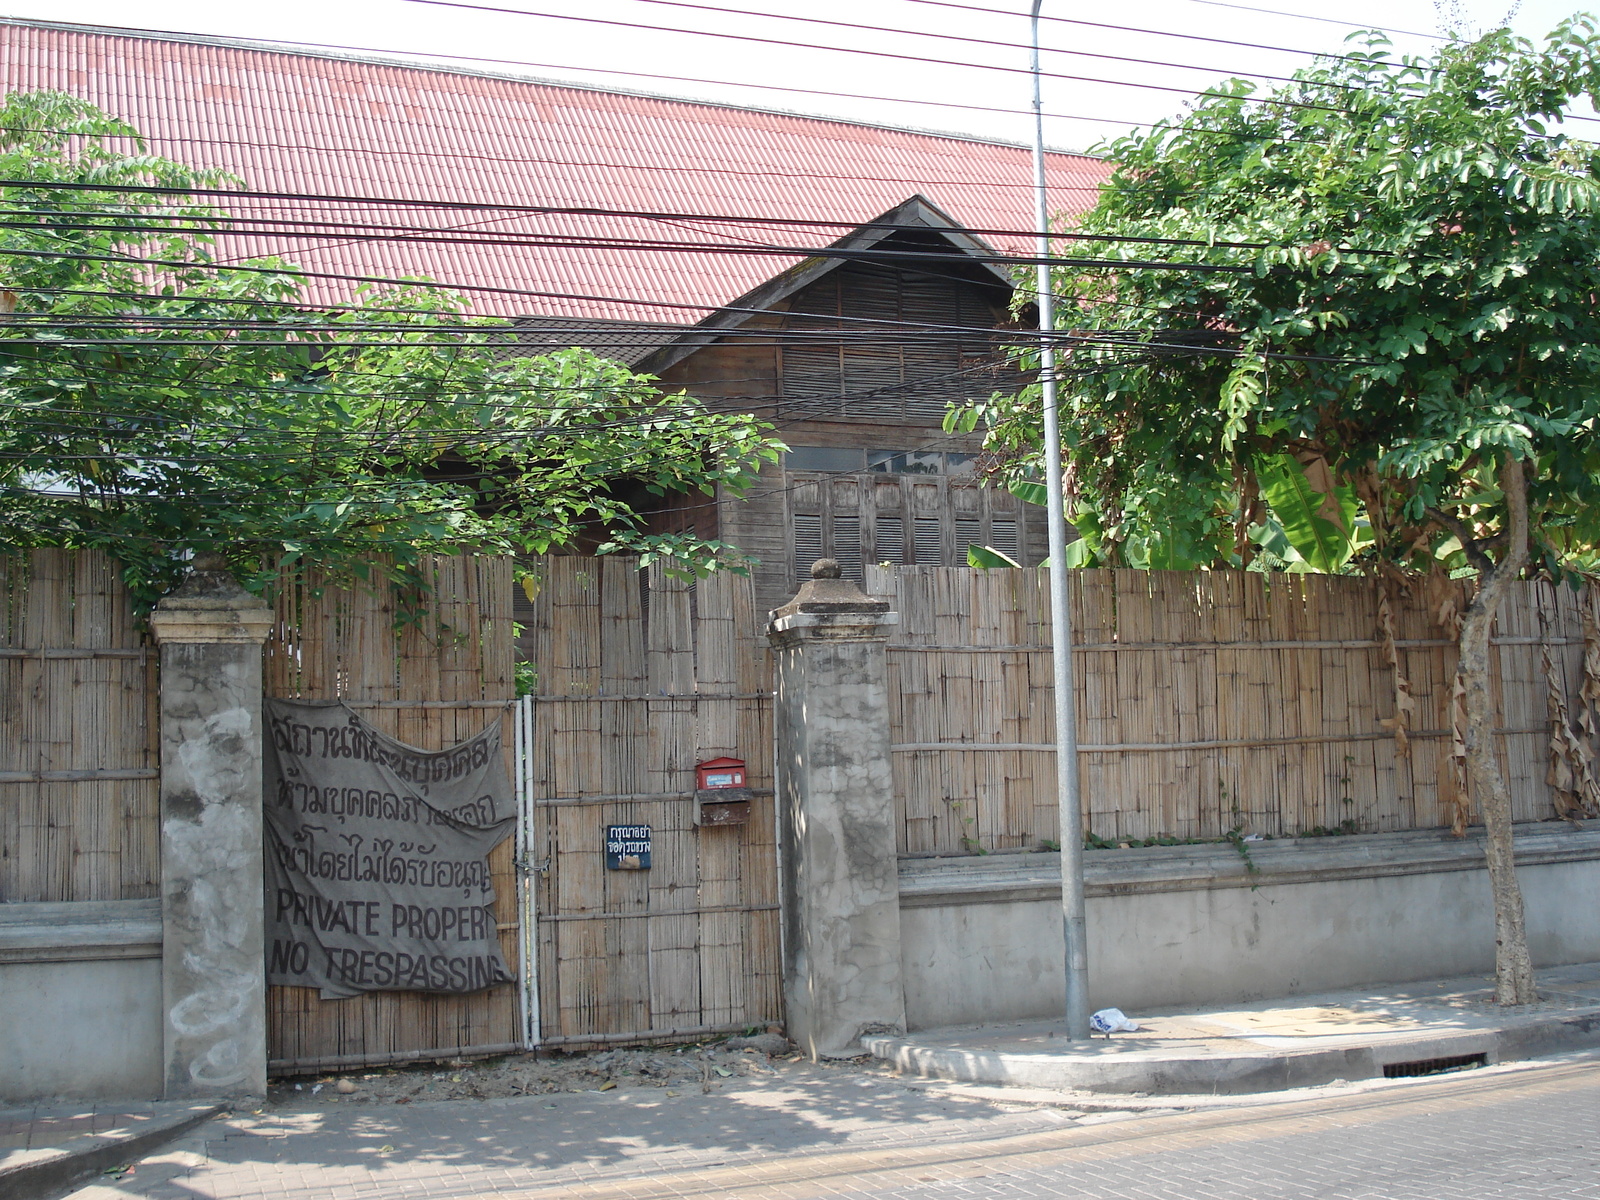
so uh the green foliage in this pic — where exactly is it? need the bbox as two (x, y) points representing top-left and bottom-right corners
(1256, 454), (1358, 572)
(961, 19), (1600, 578)
(966, 543), (1022, 569)
(0, 93), (783, 609)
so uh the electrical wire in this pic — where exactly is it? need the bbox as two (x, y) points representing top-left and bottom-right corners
(0, 244), (1263, 336)
(0, 184), (1306, 251)
(0, 215), (1282, 268)
(0, 354), (1152, 532)
(897, 0), (1381, 62)
(4, 200), (1419, 260)
(10, 10), (1588, 222)
(0, 30), (1143, 142)
(3, 183), (1418, 267)
(1182, 0), (1436, 40)
(0, 315), (1368, 367)
(394, 0), (1352, 115)
(7, 278), (1230, 333)
(526, 0), (1365, 93)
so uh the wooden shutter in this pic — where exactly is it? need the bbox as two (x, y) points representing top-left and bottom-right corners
(793, 513), (823, 584)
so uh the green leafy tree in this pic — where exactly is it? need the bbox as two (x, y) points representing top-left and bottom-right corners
(960, 19), (1600, 1003)
(0, 92), (781, 609)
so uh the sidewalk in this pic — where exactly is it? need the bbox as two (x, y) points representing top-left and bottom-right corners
(864, 961), (1600, 1095)
(0, 1101), (222, 1200)
(14, 963), (1600, 1199)
(36, 1046), (1600, 1200)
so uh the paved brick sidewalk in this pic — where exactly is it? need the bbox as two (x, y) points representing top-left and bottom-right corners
(58, 1065), (1118, 1200)
(0, 1104), (160, 1157)
(63, 1055), (1600, 1200)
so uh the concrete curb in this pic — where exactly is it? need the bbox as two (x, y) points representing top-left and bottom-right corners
(0, 1102), (223, 1200)
(864, 1010), (1600, 1096)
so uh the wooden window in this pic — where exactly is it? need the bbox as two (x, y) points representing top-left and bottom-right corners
(914, 517), (943, 566)
(876, 515), (905, 566)
(832, 515), (864, 582)
(991, 518), (1020, 562)
(789, 472), (1039, 581)
(955, 518), (982, 566)
(793, 513), (823, 584)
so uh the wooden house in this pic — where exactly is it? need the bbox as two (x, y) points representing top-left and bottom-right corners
(2, 18), (1108, 610)
(638, 196), (1046, 610)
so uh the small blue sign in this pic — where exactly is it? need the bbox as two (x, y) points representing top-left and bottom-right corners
(605, 824), (652, 870)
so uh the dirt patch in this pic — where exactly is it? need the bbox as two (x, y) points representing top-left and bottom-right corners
(268, 1037), (823, 1106)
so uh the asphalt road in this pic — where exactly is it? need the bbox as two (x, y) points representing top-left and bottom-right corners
(69, 1053), (1600, 1200)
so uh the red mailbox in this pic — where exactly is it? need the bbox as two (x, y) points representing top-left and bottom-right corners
(696, 757), (746, 790)
(694, 757), (751, 827)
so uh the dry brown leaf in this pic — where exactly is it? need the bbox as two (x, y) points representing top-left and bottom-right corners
(1377, 589), (1414, 757)
(1445, 673), (1471, 836)
(1542, 592), (1600, 821)
(1292, 451), (1349, 529)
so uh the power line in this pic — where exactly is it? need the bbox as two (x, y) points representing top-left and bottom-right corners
(0, 349), (1022, 415)
(0, 103), (1330, 204)
(898, 0), (1378, 63)
(0, 216), (1279, 270)
(0, 318), (1369, 368)
(394, 0), (1351, 115)
(5, 182), (1411, 261)
(1182, 0), (1437, 40)
(0, 183), (1286, 249)
(0, 355), (1146, 532)
(0, 30), (1139, 140)
(0, 213), (1257, 266)
(9, 279), (1228, 334)
(0, 244), (1262, 332)
(554, 0), (1363, 93)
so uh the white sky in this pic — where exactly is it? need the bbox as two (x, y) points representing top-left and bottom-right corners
(1, 0), (1593, 151)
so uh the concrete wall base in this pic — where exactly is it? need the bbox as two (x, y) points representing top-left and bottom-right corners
(899, 823), (1600, 1029)
(0, 901), (164, 1101)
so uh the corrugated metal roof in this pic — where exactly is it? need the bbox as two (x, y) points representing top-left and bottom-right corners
(512, 315), (682, 366)
(1, 18), (1112, 323)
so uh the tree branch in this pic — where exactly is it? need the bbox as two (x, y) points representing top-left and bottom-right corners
(1425, 505), (1498, 575)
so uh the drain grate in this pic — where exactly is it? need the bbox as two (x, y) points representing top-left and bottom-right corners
(1382, 1052), (1487, 1078)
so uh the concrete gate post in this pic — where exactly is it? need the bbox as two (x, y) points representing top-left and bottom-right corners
(148, 555), (275, 1099)
(767, 559), (906, 1058)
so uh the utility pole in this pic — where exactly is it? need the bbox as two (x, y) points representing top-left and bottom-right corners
(1030, 0), (1090, 1041)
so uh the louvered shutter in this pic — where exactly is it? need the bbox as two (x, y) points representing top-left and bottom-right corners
(876, 515), (905, 565)
(955, 518), (982, 567)
(831, 515), (864, 582)
(794, 513), (823, 584)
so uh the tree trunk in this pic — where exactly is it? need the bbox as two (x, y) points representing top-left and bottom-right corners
(1456, 454), (1536, 1005)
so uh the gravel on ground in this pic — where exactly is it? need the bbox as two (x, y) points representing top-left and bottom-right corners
(267, 1033), (830, 1107)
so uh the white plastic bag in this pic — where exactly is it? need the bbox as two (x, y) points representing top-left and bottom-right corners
(1090, 1007), (1139, 1034)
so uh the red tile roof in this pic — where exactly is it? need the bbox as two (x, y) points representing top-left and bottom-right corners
(1, 18), (1111, 322)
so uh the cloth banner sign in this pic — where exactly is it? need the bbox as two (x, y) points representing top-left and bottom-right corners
(264, 699), (516, 999)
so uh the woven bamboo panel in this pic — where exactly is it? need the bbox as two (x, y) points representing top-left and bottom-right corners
(0, 550), (158, 902)
(866, 567), (1585, 857)
(524, 555), (780, 1044)
(264, 554), (519, 1070)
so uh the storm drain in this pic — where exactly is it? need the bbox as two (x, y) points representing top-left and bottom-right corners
(1382, 1052), (1487, 1078)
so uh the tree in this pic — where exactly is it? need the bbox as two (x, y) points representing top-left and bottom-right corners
(0, 92), (782, 609)
(960, 19), (1600, 1003)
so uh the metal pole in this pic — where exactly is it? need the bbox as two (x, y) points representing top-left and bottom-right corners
(1030, 0), (1090, 1041)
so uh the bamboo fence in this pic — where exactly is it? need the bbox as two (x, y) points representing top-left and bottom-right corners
(263, 553), (521, 1071)
(867, 566), (1592, 857)
(520, 554), (781, 1045)
(8, 546), (1588, 1062)
(0, 549), (159, 903)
